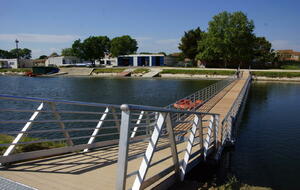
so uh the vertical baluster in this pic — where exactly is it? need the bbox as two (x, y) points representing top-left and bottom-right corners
(49, 102), (73, 146)
(165, 113), (180, 178)
(116, 104), (132, 190)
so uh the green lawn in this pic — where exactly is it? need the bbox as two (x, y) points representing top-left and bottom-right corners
(132, 68), (150, 74)
(280, 65), (300, 70)
(0, 134), (66, 154)
(160, 69), (235, 75)
(0, 68), (32, 73)
(252, 71), (300, 78)
(93, 68), (125, 73)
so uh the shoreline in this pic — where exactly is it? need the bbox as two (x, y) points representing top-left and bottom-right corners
(2, 71), (300, 82)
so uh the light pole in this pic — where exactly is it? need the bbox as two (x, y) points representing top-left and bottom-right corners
(15, 39), (19, 67)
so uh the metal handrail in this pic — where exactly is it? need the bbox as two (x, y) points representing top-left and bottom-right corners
(166, 74), (237, 110)
(0, 94), (120, 108)
(220, 72), (252, 145)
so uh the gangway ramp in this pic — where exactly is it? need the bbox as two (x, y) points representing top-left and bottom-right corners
(0, 71), (251, 190)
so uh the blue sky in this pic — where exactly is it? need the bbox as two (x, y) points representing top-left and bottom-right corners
(1, 0), (300, 58)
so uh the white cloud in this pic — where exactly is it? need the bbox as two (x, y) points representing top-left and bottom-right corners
(271, 40), (300, 51)
(135, 37), (152, 41)
(155, 39), (179, 45)
(0, 33), (80, 43)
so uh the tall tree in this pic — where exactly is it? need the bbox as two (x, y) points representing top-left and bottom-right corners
(179, 27), (203, 60)
(38, 55), (48, 59)
(0, 49), (13, 59)
(253, 37), (276, 64)
(49, 52), (59, 57)
(197, 11), (255, 68)
(61, 48), (75, 56)
(110, 35), (138, 57)
(71, 36), (110, 64)
(10, 48), (32, 59)
(82, 36), (110, 63)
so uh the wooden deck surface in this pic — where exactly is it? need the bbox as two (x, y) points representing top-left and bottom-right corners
(0, 71), (249, 190)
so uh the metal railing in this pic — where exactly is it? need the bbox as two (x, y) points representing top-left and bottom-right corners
(166, 74), (237, 111)
(115, 104), (219, 190)
(0, 73), (238, 189)
(216, 72), (252, 159)
(0, 95), (220, 190)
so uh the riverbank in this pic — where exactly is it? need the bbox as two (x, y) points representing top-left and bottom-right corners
(2, 67), (300, 82)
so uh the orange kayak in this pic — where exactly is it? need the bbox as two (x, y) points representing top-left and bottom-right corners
(174, 99), (203, 110)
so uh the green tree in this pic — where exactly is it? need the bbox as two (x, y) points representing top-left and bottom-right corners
(71, 36), (110, 64)
(49, 52), (59, 57)
(253, 37), (276, 64)
(179, 27), (204, 60)
(71, 39), (85, 59)
(0, 49), (13, 59)
(10, 48), (32, 59)
(110, 35), (138, 57)
(197, 11), (255, 68)
(82, 36), (110, 63)
(61, 48), (75, 56)
(38, 55), (48, 59)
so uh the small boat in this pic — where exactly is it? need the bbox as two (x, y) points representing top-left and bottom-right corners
(24, 67), (59, 77)
(24, 71), (37, 77)
(173, 99), (203, 110)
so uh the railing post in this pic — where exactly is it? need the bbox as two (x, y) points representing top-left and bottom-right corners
(198, 114), (204, 154)
(3, 102), (44, 157)
(180, 114), (200, 181)
(49, 102), (73, 146)
(116, 104), (132, 190)
(132, 112), (166, 190)
(213, 115), (219, 149)
(111, 107), (121, 132)
(204, 115), (214, 159)
(83, 107), (109, 152)
(165, 113), (180, 178)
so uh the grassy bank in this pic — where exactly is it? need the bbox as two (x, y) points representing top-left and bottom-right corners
(252, 71), (300, 78)
(210, 177), (272, 190)
(280, 64), (300, 70)
(160, 69), (235, 75)
(0, 134), (66, 154)
(93, 68), (125, 73)
(132, 68), (150, 74)
(0, 68), (32, 73)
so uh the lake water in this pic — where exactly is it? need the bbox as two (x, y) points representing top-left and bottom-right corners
(1, 76), (300, 189)
(184, 81), (300, 190)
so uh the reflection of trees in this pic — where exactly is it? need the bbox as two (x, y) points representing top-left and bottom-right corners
(249, 82), (269, 105)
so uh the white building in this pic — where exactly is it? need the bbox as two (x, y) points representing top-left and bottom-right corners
(97, 55), (118, 66)
(45, 56), (81, 67)
(117, 54), (165, 67)
(0, 59), (33, 68)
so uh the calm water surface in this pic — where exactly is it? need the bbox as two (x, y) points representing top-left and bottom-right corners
(185, 81), (300, 190)
(230, 81), (300, 190)
(0, 76), (215, 106)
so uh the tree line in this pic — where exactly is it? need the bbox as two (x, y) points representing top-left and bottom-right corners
(61, 35), (138, 64)
(179, 11), (277, 68)
(0, 48), (32, 59)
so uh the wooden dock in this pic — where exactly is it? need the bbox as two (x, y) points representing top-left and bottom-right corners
(0, 71), (250, 190)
